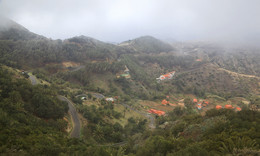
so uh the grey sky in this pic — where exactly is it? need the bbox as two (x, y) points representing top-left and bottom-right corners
(0, 0), (260, 43)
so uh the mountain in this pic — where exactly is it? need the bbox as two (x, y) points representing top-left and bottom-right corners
(67, 35), (114, 47)
(119, 36), (174, 53)
(0, 18), (258, 97)
(0, 19), (258, 97)
(0, 17), (45, 40)
(0, 18), (259, 155)
(173, 42), (260, 76)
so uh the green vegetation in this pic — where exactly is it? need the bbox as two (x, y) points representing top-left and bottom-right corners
(133, 108), (260, 155)
(78, 100), (147, 144)
(0, 20), (259, 155)
(0, 66), (69, 154)
(120, 36), (174, 53)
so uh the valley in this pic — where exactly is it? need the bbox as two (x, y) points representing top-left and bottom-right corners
(0, 18), (259, 155)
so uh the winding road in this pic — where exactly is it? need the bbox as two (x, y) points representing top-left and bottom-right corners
(58, 96), (81, 138)
(75, 91), (155, 128)
(28, 74), (38, 85)
(29, 72), (154, 139)
(70, 65), (85, 72)
(29, 74), (81, 138)
(92, 93), (105, 99)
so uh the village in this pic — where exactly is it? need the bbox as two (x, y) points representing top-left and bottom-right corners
(26, 59), (253, 119)
(75, 66), (244, 119)
(144, 95), (243, 117)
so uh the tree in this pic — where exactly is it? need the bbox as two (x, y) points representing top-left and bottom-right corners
(184, 97), (193, 110)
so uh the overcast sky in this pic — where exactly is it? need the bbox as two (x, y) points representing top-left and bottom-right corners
(0, 0), (260, 43)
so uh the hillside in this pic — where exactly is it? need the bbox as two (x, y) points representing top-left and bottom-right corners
(173, 42), (260, 76)
(119, 36), (174, 53)
(0, 18), (258, 103)
(0, 17), (44, 40)
(0, 18), (259, 155)
(0, 19), (258, 97)
(0, 66), (70, 155)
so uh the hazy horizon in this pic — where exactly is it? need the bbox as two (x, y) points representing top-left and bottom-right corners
(1, 0), (260, 44)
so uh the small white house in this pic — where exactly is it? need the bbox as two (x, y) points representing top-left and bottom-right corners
(105, 97), (114, 102)
(81, 97), (87, 100)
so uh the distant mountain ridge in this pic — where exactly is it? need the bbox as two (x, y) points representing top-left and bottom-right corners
(0, 18), (177, 69)
(0, 17), (259, 80)
(119, 36), (174, 53)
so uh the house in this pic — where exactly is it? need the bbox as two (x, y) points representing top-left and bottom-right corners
(197, 103), (202, 110)
(148, 109), (165, 116)
(216, 105), (222, 109)
(204, 101), (209, 105)
(81, 97), (87, 100)
(121, 73), (131, 79)
(119, 65), (131, 79)
(161, 99), (169, 105)
(202, 101), (209, 107)
(236, 107), (242, 111)
(105, 97), (114, 102)
(225, 105), (234, 109)
(156, 71), (175, 82)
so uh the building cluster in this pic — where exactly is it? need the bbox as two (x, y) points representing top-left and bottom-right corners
(193, 98), (210, 110)
(156, 71), (175, 82)
(117, 65), (131, 79)
(215, 104), (241, 111)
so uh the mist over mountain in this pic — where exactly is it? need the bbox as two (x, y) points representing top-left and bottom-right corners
(0, 18), (259, 75)
(0, 16), (45, 40)
(119, 36), (174, 53)
(1, 0), (260, 43)
(0, 4), (259, 155)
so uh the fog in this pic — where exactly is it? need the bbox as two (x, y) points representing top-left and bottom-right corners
(0, 0), (260, 43)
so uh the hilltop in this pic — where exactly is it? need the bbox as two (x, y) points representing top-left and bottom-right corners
(119, 36), (174, 53)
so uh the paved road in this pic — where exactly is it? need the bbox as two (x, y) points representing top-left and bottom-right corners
(174, 63), (210, 77)
(70, 65), (85, 72)
(75, 92), (155, 128)
(75, 94), (88, 97)
(29, 74), (81, 138)
(77, 93), (105, 99)
(58, 96), (81, 138)
(121, 103), (155, 129)
(92, 93), (105, 99)
(28, 74), (38, 85)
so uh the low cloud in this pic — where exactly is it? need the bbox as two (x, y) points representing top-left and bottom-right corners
(0, 0), (260, 43)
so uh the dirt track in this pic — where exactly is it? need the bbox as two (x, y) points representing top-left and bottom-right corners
(217, 67), (260, 79)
